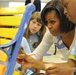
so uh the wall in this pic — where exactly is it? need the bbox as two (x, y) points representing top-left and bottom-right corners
(0, 0), (50, 2)
(0, 0), (47, 11)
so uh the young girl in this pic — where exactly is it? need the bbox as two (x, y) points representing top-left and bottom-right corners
(23, 11), (46, 75)
(24, 11), (46, 52)
(14, 12), (44, 71)
(15, 11), (46, 75)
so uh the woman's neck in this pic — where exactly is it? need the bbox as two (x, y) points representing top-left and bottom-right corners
(61, 28), (75, 38)
(61, 28), (75, 48)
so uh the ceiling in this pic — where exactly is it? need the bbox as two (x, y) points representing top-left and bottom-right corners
(0, 0), (50, 2)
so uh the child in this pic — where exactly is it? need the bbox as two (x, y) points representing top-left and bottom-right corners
(24, 11), (46, 52)
(15, 11), (46, 75)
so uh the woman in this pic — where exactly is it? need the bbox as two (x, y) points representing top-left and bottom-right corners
(17, 0), (76, 75)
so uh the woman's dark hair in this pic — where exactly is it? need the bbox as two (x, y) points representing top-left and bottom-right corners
(41, 0), (75, 33)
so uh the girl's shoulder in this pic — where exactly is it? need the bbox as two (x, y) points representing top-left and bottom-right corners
(22, 37), (27, 41)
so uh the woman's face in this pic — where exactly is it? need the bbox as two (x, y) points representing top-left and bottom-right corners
(29, 19), (42, 34)
(45, 11), (60, 36)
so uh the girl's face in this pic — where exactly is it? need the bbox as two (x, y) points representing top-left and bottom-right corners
(61, 0), (76, 23)
(29, 19), (42, 34)
(45, 11), (60, 36)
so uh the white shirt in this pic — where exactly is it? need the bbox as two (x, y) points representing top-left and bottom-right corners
(32, 27), (76, 61)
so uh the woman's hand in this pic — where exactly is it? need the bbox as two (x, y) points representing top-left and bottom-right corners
(16, 47), (36, 75)
(17, 53), (35, 69)
(45, 65), (74, 75)
(17, 49), (56, 71)
(17, 47), (35, 66)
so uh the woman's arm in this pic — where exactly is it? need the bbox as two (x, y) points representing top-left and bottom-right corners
(17, 50), (76, 75)
(17, 52), (55, 70)
(32, 31), (53, 60)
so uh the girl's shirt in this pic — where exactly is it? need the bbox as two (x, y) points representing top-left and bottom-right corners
(21, 37), (31, 53)
(28, 34), (39, 52)
(32, 27), (76, 61)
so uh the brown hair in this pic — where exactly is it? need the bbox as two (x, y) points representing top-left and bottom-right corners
(24, 11), (46, 45)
